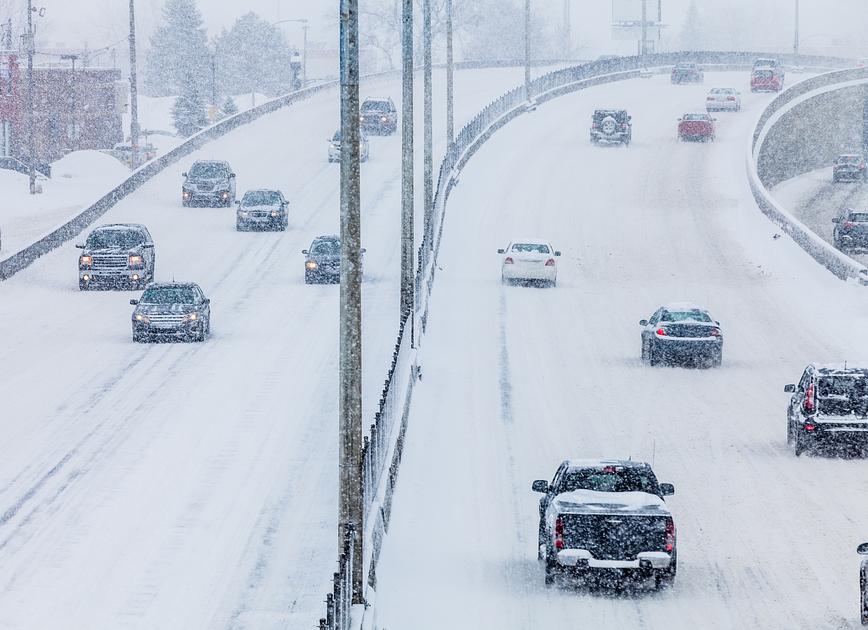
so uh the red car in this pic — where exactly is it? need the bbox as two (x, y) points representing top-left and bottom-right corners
(751, 69), (783, 92)
(677, 113), (716, 142)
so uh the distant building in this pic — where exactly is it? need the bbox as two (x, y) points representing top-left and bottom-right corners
(0, 52), (124, 163)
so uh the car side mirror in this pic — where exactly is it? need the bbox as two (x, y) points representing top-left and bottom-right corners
(832, 217), (840, 223)
(129, 299), (139, 305)
(677, 118), (682, 122)
(236, 200), (241, 205)
(361, 248), (367, 254)
(712, 117), (718, 122)
(532, 480), (549, 493)
(75, 243), (85, 249)
(628, 116), (632, 121)
(229, 173), (236, 178)
(659, 483), (675, 496)
(858, 542), (868, 555)
(554, 251), (562, 256)
(181, 172), (187, 177)
(784, 384), (796, 393)
(639, 319), (648, 326)
(497, 248), (505, 254)
(143, 243), (154, 248)
(302, 249), (309, 255)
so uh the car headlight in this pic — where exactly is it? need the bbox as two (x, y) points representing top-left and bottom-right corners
(221, 191), (230, 199)
(128, 255), (144, 268)
(135, 313), (149, 323)
(380, 116), (388, 122)
(271, 210), (279, 217)
(79, 255), (93, 268)
(185, 312), (198, 322)
(239, 210), (248, 216)
(306, 261), (318, 270)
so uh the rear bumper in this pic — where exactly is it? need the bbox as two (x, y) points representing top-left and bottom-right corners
(836, 233), (868, 247)
(557, 549), (672, 570)
(800, 422), (868, 441)
(502, 265), (556, 282)
(833, 170), (864, 181)
(655, 337), (721, 356)
(706, 102), (738, 111)
(590, 131), (629, 142)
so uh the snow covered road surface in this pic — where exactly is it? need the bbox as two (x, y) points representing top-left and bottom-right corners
(0, 67), (532, 630)
(375, 72), (868, 629)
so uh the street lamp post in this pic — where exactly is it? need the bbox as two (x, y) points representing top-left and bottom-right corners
(273, 18), (309, 88)
(61, 54), (78, 151)
(793, 0), (800, 58)
(129, 0), (141, 168)
(524, 0), (531, 100)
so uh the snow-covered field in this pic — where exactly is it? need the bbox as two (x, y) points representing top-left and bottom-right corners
(375, 72), (868, 629)
(0, 67), (533, 630)
(772, 165), (868, 266)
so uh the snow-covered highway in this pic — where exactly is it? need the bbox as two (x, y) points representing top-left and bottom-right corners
(0, 67), (534, 630)
(375, 72), (868, 629)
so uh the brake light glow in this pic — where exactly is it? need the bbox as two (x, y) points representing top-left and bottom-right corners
(664, 519), (676, 552)
(544, 258), (555, 266)
(706, 96), (714, 100)
(805, 423), (816, 432)
(726, 96), (736, 101)
(504, 257), (514, 265)
(709, 328), (721, 337)
(656, 327), (667, 336)
(554, 517), (565, 550)
(844, 221), (856, 229)
(803, 383), (816, 414)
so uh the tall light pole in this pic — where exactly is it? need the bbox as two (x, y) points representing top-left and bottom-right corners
(524, 0), (531, 100)
(60, 54), (78, 151)
(129, 0), (141, 168)
(273, 19), (308, 88)
(423, 0), (433, 251)
(793, 0), (800, 58)
(338, 0), (363, 604)
(25, 0), (36, 194)
(400, 0), (414, 324)
(641, 0), (648, 59)
(446, 0), (454, 145)
(563, 0), (571, 55)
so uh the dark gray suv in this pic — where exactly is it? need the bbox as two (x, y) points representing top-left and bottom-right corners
(76, 224), (155, 290)
(236, 189), (288, 231)
(130, 282), (211, 343)
(182, 160), (236, 207)
(302, 235), (365, 284)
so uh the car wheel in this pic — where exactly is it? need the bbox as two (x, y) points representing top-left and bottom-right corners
(794, 430), (808, 456)
(787, 417), (795, 445)
(133, 332), (145, 343)
(544, 549), (562, 586)
(655, 553), (677, 590)
(305, 272), (315, 285)
(79, 280), (88, 291)
(712, 349), (722, 368)
(860, 562), (868, 625)
(648, 341), (661, 366)
(195, 325), (206, 343)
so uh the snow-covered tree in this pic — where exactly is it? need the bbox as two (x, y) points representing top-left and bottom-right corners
(172, 79), (208, 136)
(680, 0), (704, 51)
(220, 96), (238, 118)
(214, 12), (296, 97)
(144, 0), (211, 97)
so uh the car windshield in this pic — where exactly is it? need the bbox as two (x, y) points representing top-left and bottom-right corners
(682, 114), (709, 121)
(675, 64), (696, 70)
(362, 100), (390, 112)
(710, 88), (733, 94)
(311, 240), (340, 255)
(189, 162), (228, 178)
(593, 111), (626, 122)
(753, 70), (774, 79)
(561, 466), (660, 494)
(661, 310), (712, 322)
(141, 286), (197, 304)
(817, 375), (868, 416)
(511, 243), (550, 254)
(86, 229), (144, 249)
(242, 191), (281, 206)
(848, 213), (868, 222)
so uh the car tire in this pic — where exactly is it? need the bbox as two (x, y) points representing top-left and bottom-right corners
(711, 350), (722, 368)
(544, 549), (562, 586)
(305, 272), (315, 285)
(648, 341), (661, 366)
(655, 552), (677, 590)
(787, 417), (795, 445)
(794, 430), (809, 456)
(133, 332), (145, 343)
(79, 280), (88, 291)
(194, 325), (206, 343)
(860, 562), (868, 625)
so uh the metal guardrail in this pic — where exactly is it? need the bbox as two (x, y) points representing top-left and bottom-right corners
(745, 68), (868, 283)
(319, 50), (859, 630)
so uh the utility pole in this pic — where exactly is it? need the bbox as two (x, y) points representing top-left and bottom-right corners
(338, 0), (363, 605)
(210, 53), (217, 107)
(563, 0), (570, 55)
(423, 0), (433, 252)
(400, 0), (414, 324)
(129, 0), (141, 168)
(641, 0), (647, 59)
(302, 22), (308, 87)
(25, 0), (35, 194)
(524, 0), (531, 100)
(446, 0), (454, 145)
(793, 0), (800, 58)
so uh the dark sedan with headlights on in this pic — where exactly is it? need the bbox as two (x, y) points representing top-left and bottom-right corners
(640, 303), (723, 367)
(302, 235), (365, 284)
(130, 282), (211, 343)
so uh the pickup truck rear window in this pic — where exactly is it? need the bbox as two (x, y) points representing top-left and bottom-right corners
(560, 467), (660, 495)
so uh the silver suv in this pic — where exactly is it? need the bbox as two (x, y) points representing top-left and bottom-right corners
(76, 224), (155, 290)
(182, 160), (236, 207)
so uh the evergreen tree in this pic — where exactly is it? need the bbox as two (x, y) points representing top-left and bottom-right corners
(144, 0), (211, 97)
(214, 12), (295, 97)
(172, 79), (208, 136)
(220, 96), (238, 117)
(680, 0), (703, 51)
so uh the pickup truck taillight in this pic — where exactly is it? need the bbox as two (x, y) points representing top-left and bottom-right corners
(664, 518), (676, 552)
(554, 516), (565, 550)
(803, 382), (816, 414)
(544, 258), (555, 266)
(504, 257), (514, 265)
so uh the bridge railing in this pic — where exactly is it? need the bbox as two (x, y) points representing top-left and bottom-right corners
(321, 50), (857, 630)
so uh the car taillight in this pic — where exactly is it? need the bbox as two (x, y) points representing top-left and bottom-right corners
(726, 96), (736, 100)
(803, 382), (815, 414)
(544, 258), (555, 266)
(554, 517), (565, 550)
(664, 518), (676, 552)
(844, 221), (856, 229)
(621, 124), (628, 131)
(656, 327), (667, 336)
(592, 123), (599, 129)
(709, 328), (721, 337)
(504, 256), (514, 264)
(805, 423), (816, 432)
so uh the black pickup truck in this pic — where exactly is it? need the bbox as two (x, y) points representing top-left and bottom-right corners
(532, 459), (677, 589)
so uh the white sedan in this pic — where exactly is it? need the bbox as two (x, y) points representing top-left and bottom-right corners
(498, 239), (561, 287)
(705, 87), (741, 112)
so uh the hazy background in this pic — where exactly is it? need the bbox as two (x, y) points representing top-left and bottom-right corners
(2, 0), (868, 63)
